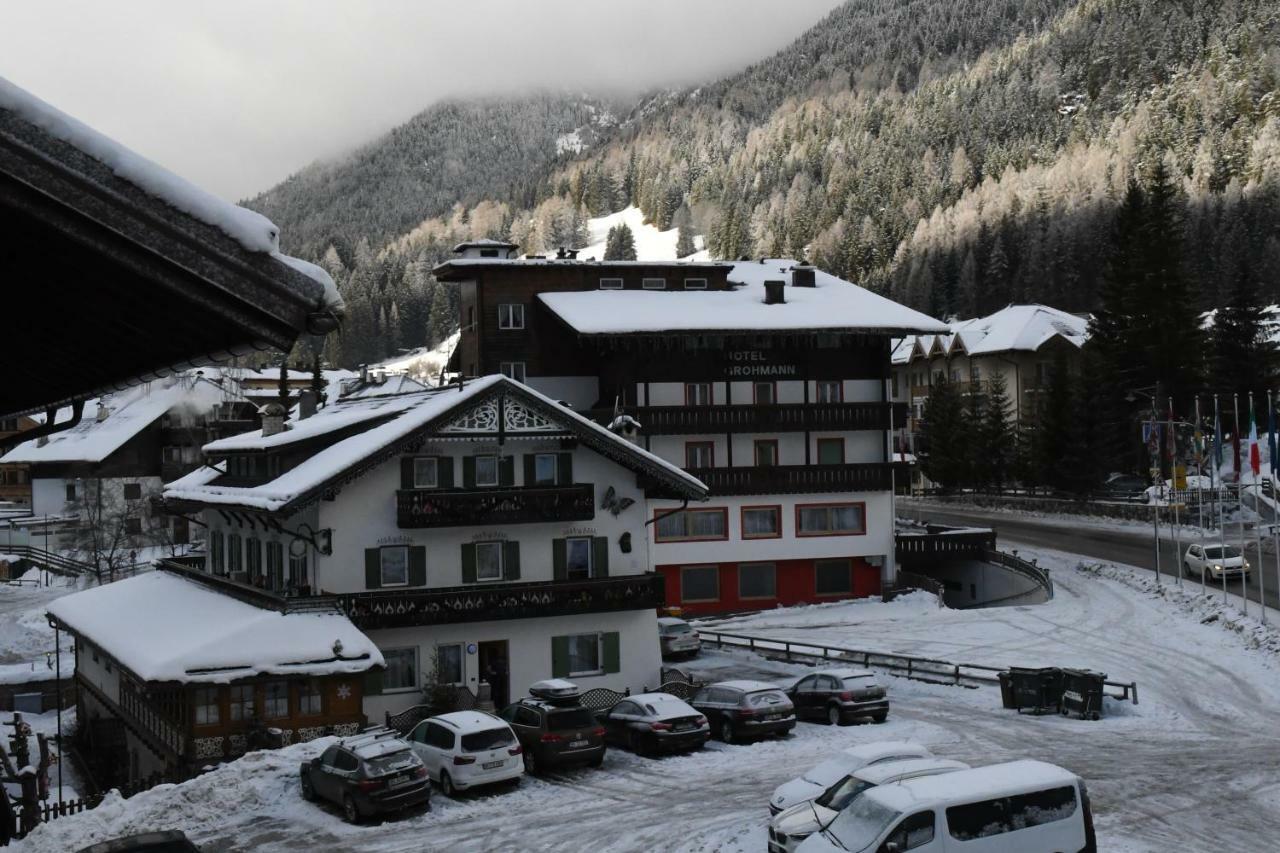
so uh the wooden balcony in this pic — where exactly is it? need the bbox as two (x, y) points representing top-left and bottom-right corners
(684, 462), (905, 496)
(333, 573), (665, 630)
(396, 484), (595, 528)
(606, 402), (906, 435)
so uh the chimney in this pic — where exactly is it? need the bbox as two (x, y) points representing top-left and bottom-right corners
(792, 265), (816, 287)
(298, 390), (317, 420)
(764, 280), (786, 305)
(260, 402), (289, 437)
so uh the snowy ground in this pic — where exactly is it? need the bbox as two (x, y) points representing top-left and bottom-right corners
(578, 206), (704, 261)
(15, 548), (1280, 852)
(0, 571), (78, 673)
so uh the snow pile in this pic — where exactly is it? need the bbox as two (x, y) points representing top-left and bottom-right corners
(46, 572), (382, 683)
(578, 206), (703, 261)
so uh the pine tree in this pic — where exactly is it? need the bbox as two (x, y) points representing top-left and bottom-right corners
(979, 372), (1014, 492)
(428, 281), (455, 346)
(311, 354), (327, 408)
(919, 378), (969, 493)
(1210, 260), (1275, 400)
(675, 224), (697, 258)
(604, 224), (637, 260)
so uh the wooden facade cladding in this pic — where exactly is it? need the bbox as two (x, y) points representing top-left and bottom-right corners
(395, 484), (595, 528)
(682, 462), (905, 496)
(587, 402), (907, 435)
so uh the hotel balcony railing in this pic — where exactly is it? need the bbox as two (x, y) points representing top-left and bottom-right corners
(396, 484), (595, 528)
(683, 462), (905, 496)
(587, 402), (907, 435)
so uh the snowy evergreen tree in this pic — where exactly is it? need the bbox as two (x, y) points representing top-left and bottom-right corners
(604, 224), (638, 260)
(676, 224), (697, 258)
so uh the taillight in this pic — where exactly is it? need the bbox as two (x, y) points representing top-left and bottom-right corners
(695, 716), (707, 726)
(356, 778), (385, 791)
(414, 766), (428, 779)
(737, 707), (756, 717)
(453, 755), (476, 765)
(591, 727), (606, 737)
(508, 745), (523, 755)
(839, 691), (853, 701)
(649, 721), (672, 731)
(540, 733), (564, 743)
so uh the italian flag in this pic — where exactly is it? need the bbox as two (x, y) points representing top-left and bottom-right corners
(1250, 398), (1262, 477)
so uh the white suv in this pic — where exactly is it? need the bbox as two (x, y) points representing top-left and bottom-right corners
(407, 711), (524, 796)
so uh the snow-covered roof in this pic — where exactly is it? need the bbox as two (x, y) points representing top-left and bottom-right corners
(816, 668), (878, 680)
(46, 572), (381, 684)
(166, 374), (707, 513)
(628, 693), (699, 717)
(852, 760), (1078, 813)
(452, 239), (518, 251)
(432, 710), (508, 733)
(537, 260), (947, 335)
(0, 375), (231, 465)
(895, 304), (1089, 363)
(715, 679), (784, 693)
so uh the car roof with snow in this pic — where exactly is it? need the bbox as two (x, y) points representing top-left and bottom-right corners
(843, 741), (931, 763)
(711, 680), (784, 693)
(626, 693), (700, 716)
(851, 757), (970, 785)
(814, 668), (878, 680)
(858, 760), (1079, 812)
(430, 711), (509, 733)
(656, 616), (690, 626)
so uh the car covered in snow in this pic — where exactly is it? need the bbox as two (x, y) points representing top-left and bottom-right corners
(1184, 543), (1251, 580)
(689, 680), (795, 744)
(407, 710), (523, 796)
(786, 668), (889, 726)
(658, 616), (702, 660)
(768, 741), (933, 815)
(795, 760), (1096, 853)
(596, 691), (709, 755)
(767, 757), (970, 852)
(498, 679), (607, 774)
(299, 728), (430, 823)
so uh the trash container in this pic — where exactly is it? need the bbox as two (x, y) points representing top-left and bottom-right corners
(1060, 669), (1107, 720)
(1008, 666), (1063, 715)
(998, 671), (1016, 710)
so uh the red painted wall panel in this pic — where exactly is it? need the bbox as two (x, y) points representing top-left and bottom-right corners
(658, 557), (880, 615)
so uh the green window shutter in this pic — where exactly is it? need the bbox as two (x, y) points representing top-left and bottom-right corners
(364, 549), (381, 589)
(552, 538), (567, 581)
(557, 452), (573, 485)
(523, 454), (536, 486)
(461, 543), (477, 584)
(592, 536), (609, 578)
(400, 458), (415, 489)
(551, 636), (570, 678)
(363, 667), (384, 696)
(504, 541), (521, 580)
(438, 456), (454, 488)
(602, 632), (621, 674)
(408, 546), (427, 586)
(462, 456), (476, 489)
(499, 455), (515, 486)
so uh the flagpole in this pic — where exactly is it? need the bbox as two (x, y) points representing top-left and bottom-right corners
(1236, 392), (1247, 618)
(1169, 396), (1182, 588)
(1216, 394), (1227, 604)
(1196, 395), (1206, 597)
(1262, 388), (1273, 627)
(1251, 391), (1263, 623)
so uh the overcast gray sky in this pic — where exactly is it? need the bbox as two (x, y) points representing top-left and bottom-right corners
(2, 1), (842, 201)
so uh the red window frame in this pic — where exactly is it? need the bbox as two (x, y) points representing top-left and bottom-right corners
(740, 505), (782, 540)
(653, 507), (729, 542)
(753, 381), (776, 405)
(679, 565), (720, 602)
(816, 437), (845, 464)
(685, 441), (715, 469)
(814, 558), (853, 596)
(815, 380), (843, 403)
(685, 382), (712, 406)
(795, 502), (867, 537)
(754, 439), (779, 467)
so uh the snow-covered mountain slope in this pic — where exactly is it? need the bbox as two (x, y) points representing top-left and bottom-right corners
(578, 206), (704, 261)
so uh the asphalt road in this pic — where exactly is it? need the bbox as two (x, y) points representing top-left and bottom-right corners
(902, 502), (1280, 613)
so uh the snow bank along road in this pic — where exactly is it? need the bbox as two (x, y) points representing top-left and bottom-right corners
(16, 549), (1280, 852)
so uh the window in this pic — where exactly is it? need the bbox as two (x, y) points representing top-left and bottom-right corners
(684, 278), (707, 290)
(0, 418), (16, 431)
(741, 506), (781, 539)
(817, 437), (845, 464)
(245, 537), (261, 577)
(210, 530), (225, 573)
(380, 546), (409, 587)
(299, 680), (322, 716)
(885, 810), (936, 850)
(65, 483), (76, 502)
(436, 644), (463, 685)
(754, 439), (778, 467)
(228, 535), (242, 572)
(681, 565), (719, 602)
(383, 648), (418, 692)
(599, 277), (623, 289)
(265, 541), (284, 589)
(194, 687), (220, 726)
(475, 541), (504, 581)
(289, 552), (309, 588)
(969, 363), (981, 383)
(565, 633), (602, 676)
(498, 303), (525, 329)
(815, 559), (852, 595)
(263, 682), (288, 718)
(641, 277), (666, 290)
(796, 503), (867, 536)
(229, 685), (254, 721)
(685, 382), (712, 406)
(532, 453), (557, 485)
(655, 508), (728, 542)
(124, 517), (142, 535)
(163, 446), (182, 463)
(413, 457), (438, 488)
(565, 537), (593, 579)
(685, 442), (714, 468)
(474, 455), (499, 487)
(738, 562), (776, 599)
(815, 380), (842, 403)
(500, 362), (526, 383)
(753, 382), (775, 405)
(122, 482), (142, 500)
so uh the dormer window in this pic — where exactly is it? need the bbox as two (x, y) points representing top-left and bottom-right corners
(684, 278), (707, 290)
(480, 248), (499, 258)
(599, 278), (623, 290)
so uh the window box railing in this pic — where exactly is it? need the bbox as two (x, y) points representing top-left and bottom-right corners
(591, 402), (905, 435)
(396, 484), (595, 528)
(683, 463), (905, 496)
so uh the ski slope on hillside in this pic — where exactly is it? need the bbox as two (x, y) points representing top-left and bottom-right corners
(578, 207), (705, 261)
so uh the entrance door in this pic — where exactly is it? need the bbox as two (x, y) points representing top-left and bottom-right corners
(478, 640), (510, 709)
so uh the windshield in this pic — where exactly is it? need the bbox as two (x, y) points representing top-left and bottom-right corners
(547, 708), (595, 730)
(827, 796), (902, 852)
(842, 675), (878, 689)
(816, 775), (875, 811)
(461, 727), (516, 752)
(663, 623), (692, 635)
(1204, 546), (1241, 559)
(746, 690), (788, 707)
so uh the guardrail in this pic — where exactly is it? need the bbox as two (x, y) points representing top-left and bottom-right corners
(0, 545), (94, 578)
(696, 629), (1138, 704)
(984, 549), (1055, 601)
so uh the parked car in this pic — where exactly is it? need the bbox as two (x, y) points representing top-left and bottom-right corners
(299, 728), (430, 823)
(76, 832), (200, 853)
(1184, 543), (1251, 580)
(1100, 473), (1150, 502)
(689, 680), (795, 744)
(795, 760), (1096, 853)
(406, 710), (523, 796)
(658, 616), (702, 660)
(786, 668), (889, 725)
(767, 757), (970, 852)
(498, 679), (606, 774)
(768, 741), (933, 815)
(597, 691), (709, 755)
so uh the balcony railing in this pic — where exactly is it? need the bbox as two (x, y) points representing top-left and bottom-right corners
(333, 573), (665, 630)
(396, 484), (595, 528)
(683, 462), (904, 496)
(593, 402), (906, 435)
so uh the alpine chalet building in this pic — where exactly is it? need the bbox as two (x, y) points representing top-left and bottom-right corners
(435, 248), (947, 614)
